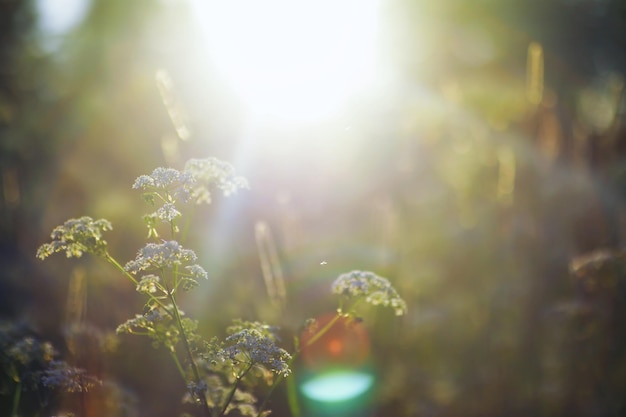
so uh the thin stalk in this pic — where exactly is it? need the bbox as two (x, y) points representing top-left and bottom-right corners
(216, 363), (253, 417)
(11, 380), (21, 417)
(286, 371), (301, 417)
(104, 252), (175, 319)
(165, 286), (210, 417)
(255, 313), (342, 417)
(169, 350), (186, 379)
(180, 204), (197, 243)
(302, 314), (342, 348)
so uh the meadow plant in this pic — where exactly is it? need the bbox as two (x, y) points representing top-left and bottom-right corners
(36, 157), (406, 417)
(0, 322), (102, 417)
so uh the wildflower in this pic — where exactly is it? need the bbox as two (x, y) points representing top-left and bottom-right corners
(136, 274), (161, 294)
(184, 158), (248, 204)
(156, 202), (181, 223)
(36, 217), (112, 259)
(132, 167), (195, 204)
(226, 319), (280, 342)
(133, 167), (190, 191)
(185, 264), (208, 281)
(179, 265), (209, 291)
(124, 240), (197, 273)
(40, 360), (102, 393)
(332, 270), (408, 316)
(220, 329), (291, 377)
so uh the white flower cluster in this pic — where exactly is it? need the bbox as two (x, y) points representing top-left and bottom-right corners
(184, 158), (249, 204)
(220, 329), (291, 377)
(132, 158), (247, 237)
(156, 202), (181, 223)
(36, 217), (112, 260)
(136, 274), (160, 294)
(132, 167), (194, 197)
(132, 158), (247, 205)
(331, 270), (408, 316)
(124, 240), (201, 273)
(116, 305), (174, 335)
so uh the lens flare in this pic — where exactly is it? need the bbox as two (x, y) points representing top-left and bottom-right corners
(298, 313), (376, 416)
(300, 313), (370, 369)
(300, 369), (375, 402)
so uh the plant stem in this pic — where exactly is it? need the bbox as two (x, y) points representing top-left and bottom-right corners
(303, 314), (342, 348)
(216, 363), (253, 417)
(11, 380), (21, 417)
(107, 250), (207, 413)
(104, 252), (175, 319)
(166, 289), (211, 417)
(286, 370), (301, 417)
(255, 313), (342, 417)
(170, 350), (186, 379)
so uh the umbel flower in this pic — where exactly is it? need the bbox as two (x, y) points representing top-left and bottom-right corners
(132, 157), (248, 205)
(36, 217), (112, 259)
(184, 157), (249, 204)
(124, 240), (199, 273)
(220, 326), (291, 378)
(39, 360), (101, 393)
(332, 270), (408, 316)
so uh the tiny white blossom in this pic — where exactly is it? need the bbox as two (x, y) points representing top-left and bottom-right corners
(221, 329), (291, 377)
(36, 217), (112, 259)
(132, 167), (195, 203)
(332, 270), (408, 316)
(185, 264), (208, 280)
(184, 158), (248, 204)
(124, 241), (197, 274)
(136, 274), (160, 294)
(156, 202), (181, 222)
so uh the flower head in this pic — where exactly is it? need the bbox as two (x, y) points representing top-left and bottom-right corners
(124, 240), (197, 274)
(156, 202), (181, 223)
(184, 158), (248, 204)
(220, 327), (291, 377)
(40, 360), (102, 393)
(36, 217), (112, 260)
(332, 270), (407, 316)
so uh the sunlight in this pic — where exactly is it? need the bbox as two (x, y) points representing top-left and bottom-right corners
(36, 0), (92, 50)
(192, 0), (381, 124)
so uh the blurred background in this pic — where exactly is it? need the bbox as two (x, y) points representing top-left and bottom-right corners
(1, 0), (626, 416)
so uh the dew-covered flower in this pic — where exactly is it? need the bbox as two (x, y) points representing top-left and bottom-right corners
(184, 158), (248, 204)
(332, 270), (408, 316)
(36, 217), (112, 260)
(220, 329), (291, 377)
(124, 240), (197, 273)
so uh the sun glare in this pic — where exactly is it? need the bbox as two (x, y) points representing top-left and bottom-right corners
(192, 0), (381, 124)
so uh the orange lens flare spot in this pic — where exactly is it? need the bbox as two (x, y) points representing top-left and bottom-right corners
(327, 339), (343, 356)
(300, 313), (370, 369)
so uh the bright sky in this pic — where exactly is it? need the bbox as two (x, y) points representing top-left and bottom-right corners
(36, 0), (92, 36)
(192, 0), (383, 125)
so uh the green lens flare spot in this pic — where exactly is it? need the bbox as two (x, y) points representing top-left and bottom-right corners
(300, 370), (375, 403)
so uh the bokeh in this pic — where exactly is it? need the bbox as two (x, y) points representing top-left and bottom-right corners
(1, 0), (625, 416)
